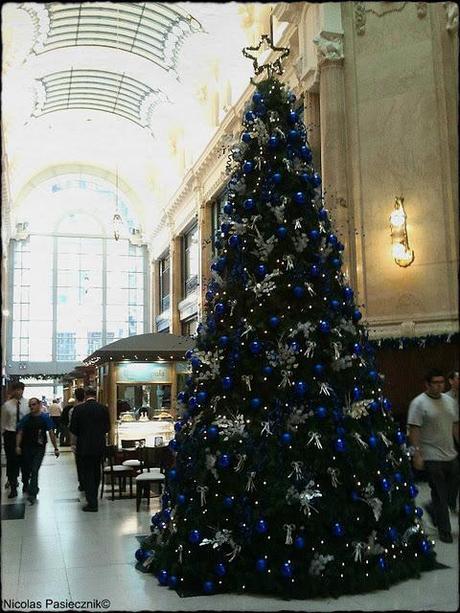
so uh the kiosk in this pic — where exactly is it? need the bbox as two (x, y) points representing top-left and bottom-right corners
(83, 333), (194, 446)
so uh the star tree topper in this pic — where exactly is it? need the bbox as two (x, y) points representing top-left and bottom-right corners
(242, 31), (290, 79)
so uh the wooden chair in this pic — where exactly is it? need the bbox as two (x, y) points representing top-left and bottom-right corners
(121, 439), (145, 470)
(135, 446), (175, 511)
(101, 445), (137, 500)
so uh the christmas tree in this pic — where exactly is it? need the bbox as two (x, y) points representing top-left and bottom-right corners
(136, 39), (437, 599)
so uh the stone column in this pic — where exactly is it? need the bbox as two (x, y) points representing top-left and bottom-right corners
(314, 33), (356, 284)
(151, 258), (160, 333)
(107, 362), (117, 445)
(169, 232), (182, 335)
(197, 187), (213, 321)
(303, 91), (321, 174)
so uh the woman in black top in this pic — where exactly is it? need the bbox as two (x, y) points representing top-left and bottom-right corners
(16, 398), (60, 504)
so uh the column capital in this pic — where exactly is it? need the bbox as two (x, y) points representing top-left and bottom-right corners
(313, 32), (344, 68)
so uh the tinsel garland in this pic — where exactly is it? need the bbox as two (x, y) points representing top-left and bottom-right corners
(369, 332), (458, 351)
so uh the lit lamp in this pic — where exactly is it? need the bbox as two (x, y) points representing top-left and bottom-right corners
(389, 197), (414, 267)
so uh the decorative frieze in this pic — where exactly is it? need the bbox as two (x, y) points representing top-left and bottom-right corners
(354, 2), (427, 36)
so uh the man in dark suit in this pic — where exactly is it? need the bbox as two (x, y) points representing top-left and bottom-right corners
(69, 387), (110, 512)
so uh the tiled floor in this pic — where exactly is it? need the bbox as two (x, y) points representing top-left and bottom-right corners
(1, 449), (458, 611)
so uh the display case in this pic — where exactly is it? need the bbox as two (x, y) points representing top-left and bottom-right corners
(116, 419), (175, 448)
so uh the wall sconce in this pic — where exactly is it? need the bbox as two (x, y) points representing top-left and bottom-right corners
(389, 196), (414, 267)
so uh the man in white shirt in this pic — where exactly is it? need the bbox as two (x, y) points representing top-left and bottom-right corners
(407, 368), (459, 543)
(1, 381), (28, 497)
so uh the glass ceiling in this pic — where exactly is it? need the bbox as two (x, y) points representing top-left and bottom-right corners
(33, 69), (168, 130)
(20, 2), (202, 72)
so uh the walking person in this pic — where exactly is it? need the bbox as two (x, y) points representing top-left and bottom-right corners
(69, 387), (86, 491)
(48, 398), (62, 439)
(445, 370), (459, 404)
(15, 398), (60, 505)
(69, 387), (110, 512)
(408, 368), (459, 543)
(1, 381), (28, 498)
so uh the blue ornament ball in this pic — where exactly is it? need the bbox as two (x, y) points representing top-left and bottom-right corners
(245, 111), (256, 122)
(252, 91), (263, 104)
(189, 530), (202, 544)
(352, 309), (362, 322)
(256, 264), (267, 277)
(404, 503), (414, 515)
(169, 438), (179, 451)
(177, 494), (186, 505)
(268, 136), (279, 149)
(408, 484), (418, 498)
(369, 400), (380, 412)
(300, 145), (312, 161)
(336, 426), (346, 437)
(420, 539), (431, 554)
(415, 506), (424, 518)
(387, 527), (398, 542)
(249, 340), (262, 354)
(352, 386), (362, 401)
(334, 437), (346, 453)
(381, 478), (391, 492)
(327, 233), (338, 246)
(168, 468), (177, 480)
(378, 557), (387, 571)
(308, 229), (320, 241)
(318, 320), (331, 334)
(368, 370), (379, 381)
(313, 364), (326, 377)
(315, 406), (327, 419)
(330, 299), (341, 311)
(332, 522), (344, 537)
(318, 208), (328, 221)
(269, 316), (280, 328)
(214, 302), (225, 316)
(383, 398), (392, 411)
(177, 391), (187, 403)
(168, 575), (178, 588)
(343, 286), (354, 302)
(222, 376), (233, 390)
(188, 396), (197, 410)
(395, 430), (406, 445)
(281, 432), (292, 445)
(223, 496), (234, 508)
(250, 397), (262, 410)
(203, 581), (215, 594)
(135, 548), (147, 562)
(215, 563), (226, 577)
(311, 172), (322, 187)
(228, 235), (240, 248)
(351, 490), (360, 502)
(244, 197), (255, 210)
(309, 264), (320, 278)
(208, 425), (219, 440)
(288, 129), (299, 142)
(281, 562), (293, 578)
(272, 172), (282, 184)
(263, 365), (273, 376)
(294, 380), (308, 397)
(174, 421), (182, 433)
(294, 536), (305, 549)
(293, 286), (305, 298)
(158, 569), (169, 586)
(331, 257), (341, 269)
(242, 131), (252, 143)
(256, 558), (268, 572)
(218, 336), (229, 348)
(394, 471), (403, 483)
(218, 453), (231, 469)
(277, 225), (288, 239)
(288, 110), (298, 123)
(256, 519), (268, 534)
(197, 390), (208, 403)
(205, 290), (214, 302)
(293, 191), (306, 205)
(243, 161), (254, 173)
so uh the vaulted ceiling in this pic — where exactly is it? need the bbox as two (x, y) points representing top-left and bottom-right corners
(2, 2), (268, 239)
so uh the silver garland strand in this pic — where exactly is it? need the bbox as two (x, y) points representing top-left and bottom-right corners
(352, 541), (366, 562)
(196, 485), (208, 507)
(235, 453), (247, 472)
(327, 467), (341, 487)
(289, 461), (304, 479)
(319, 382), (334, 396)
(353, 432), (369, 449)
(246, 471), (256, 492)
(261, 421), (273, 436)
(379, 432), (392, 447)
(284, 523), (296, 545)
(307, 431), (323, 449)
(299, 480), (322, 516)
(242, 374), (253, 390)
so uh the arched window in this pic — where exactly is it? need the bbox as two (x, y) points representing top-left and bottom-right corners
(7, 174), (148, 373)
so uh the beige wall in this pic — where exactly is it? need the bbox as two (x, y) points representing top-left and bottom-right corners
(150, 2), (458, 339)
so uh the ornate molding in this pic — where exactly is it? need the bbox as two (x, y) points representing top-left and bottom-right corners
(444, 2), (459, 32)
(18, 2), (50, 54)
(313, 33), (344, 67)
(354, 2), (430, 36)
